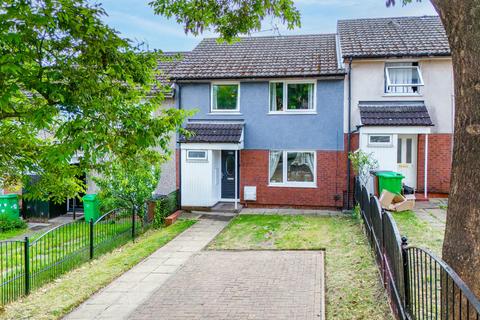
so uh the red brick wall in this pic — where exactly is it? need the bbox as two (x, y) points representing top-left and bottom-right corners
(417, 134), (452, 194)
(240, 148), (348, 209)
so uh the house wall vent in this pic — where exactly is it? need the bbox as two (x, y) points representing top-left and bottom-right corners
(244, 186), (257, 201)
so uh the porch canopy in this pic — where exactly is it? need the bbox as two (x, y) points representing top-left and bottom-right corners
(179, 121), (244, 150)
(359, 101), (433, 128)
(358, 101), (433, 197)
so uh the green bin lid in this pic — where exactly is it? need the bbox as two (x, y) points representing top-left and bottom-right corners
(82, 194), (97, 201)
(0, 194), (18, 199)
(375, 171), (404, 178)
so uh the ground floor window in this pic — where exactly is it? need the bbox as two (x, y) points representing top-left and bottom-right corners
(186, 150), (207, 161)
(269, 150), (316, 187)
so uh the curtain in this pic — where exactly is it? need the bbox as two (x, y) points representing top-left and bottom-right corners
(387, 62), (413, 94)
(269, 151), (282, 181)
(270, 83), (277, 111)
(291, 152), (315, 176)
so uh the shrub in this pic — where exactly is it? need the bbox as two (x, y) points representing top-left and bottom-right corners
(153, 191), (179, 228)
(0, 215), (27, 232)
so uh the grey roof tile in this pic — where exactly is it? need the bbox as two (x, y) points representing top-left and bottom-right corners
(359, 101), (433, 126)
(153, 52), (189, 97)
(338, 16), (450, 58)
(180, 123), (244, 143)
(170, 34), (344, 80)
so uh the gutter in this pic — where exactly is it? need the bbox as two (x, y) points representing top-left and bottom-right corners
(346, 57), (353, 209)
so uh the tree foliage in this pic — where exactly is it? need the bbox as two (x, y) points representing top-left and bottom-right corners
(93, 152), (161, 222)
(349, 150), (379, 187)
(149, 0), (301, 42)
(0, 0), (190, 202)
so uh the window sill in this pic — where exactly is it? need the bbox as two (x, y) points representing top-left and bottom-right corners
(367, 144), (394, 148)
(382, 93), (423, 97)
(208, 112), (243, 115)
(268, 183), (317, 189)
(268, 111), (317, 115)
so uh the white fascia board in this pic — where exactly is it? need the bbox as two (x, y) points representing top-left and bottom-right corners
(181, 142), (243, 150)
(360, 126), (431, 134)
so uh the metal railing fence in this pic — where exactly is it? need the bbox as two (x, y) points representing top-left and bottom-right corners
(354, 178), (480, 320)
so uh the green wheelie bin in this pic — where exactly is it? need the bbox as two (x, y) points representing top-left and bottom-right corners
(82, 194), (100, 222)
(375, 171), (405, 195)
(0, 194), (20, 220)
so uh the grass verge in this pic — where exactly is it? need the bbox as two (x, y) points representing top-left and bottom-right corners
(0, 228), (27, 241)
(0, 219), (195, 320)
(392, 210), (444, 256)
(208, 214), (393, 320)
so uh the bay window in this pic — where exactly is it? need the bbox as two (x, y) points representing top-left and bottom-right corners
(385, 62), (424, 94)
(269, 81), (315, 113)
(269, 150), (316, 187)
(211, 83), (240, 112)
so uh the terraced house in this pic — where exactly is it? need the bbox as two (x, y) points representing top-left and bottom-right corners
(169, 34), (347, 209)
(338, 16), (453, 197)
(161, 15), (453, 210)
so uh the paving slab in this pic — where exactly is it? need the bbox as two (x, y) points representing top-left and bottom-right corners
(130, 250), (325, 320)
(64, 218), (229, 320)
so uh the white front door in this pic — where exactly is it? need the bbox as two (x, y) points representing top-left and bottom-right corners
(396, 135), (417, 189)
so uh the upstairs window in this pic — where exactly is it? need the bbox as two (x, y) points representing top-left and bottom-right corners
(270, 81), (315, 113)
(211, 83), (239, 112)
(385, 62), (424, 94)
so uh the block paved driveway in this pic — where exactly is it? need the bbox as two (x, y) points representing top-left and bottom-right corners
(66, 216), (325, 320)
(131, 250), (324, 320)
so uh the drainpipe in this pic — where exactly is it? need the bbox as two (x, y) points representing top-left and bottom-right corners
(346, 58), (353, 209)
(424, 134), (429, 199)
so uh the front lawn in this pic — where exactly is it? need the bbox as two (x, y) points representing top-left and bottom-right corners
(208, 215), (393, 320)
(0, 219), (195, 320)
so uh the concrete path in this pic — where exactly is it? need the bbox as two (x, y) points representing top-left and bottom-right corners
(131, 250), (325, 320)
(414, 198), (447, 229)
(65, 217), (229, 320)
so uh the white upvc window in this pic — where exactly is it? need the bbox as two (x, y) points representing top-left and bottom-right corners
(385, 62), (424, 94)
(269, 80), (316, 113)
(368, 134), (393, 147)
(186, 150), (208, 161)
(211, 82), (240, 112)
(269, 150), (316, 187)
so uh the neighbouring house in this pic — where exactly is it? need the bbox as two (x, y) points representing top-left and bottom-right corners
(152, 52), (188, 197)
(169, 35), (348, 209)
(84, 52), (188, 199)
(338, 16), (453, 197)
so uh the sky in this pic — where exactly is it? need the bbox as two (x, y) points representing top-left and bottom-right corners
(96, 0), (437, 52)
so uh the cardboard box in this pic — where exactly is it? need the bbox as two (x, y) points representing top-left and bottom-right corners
(379, 190), (396, 209)
(380, 190), (415, 212)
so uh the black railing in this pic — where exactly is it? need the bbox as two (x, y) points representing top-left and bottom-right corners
(354, 178), (480, 320)
(0, 207), (145, 305)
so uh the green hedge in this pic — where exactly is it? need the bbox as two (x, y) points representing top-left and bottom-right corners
(153, 190), (179, 228)
(0, 215), (27, 232)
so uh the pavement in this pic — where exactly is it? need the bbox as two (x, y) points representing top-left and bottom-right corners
(65, 217), (229, 320)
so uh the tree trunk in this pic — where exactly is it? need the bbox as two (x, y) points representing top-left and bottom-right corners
(431, 0), (480, 306)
